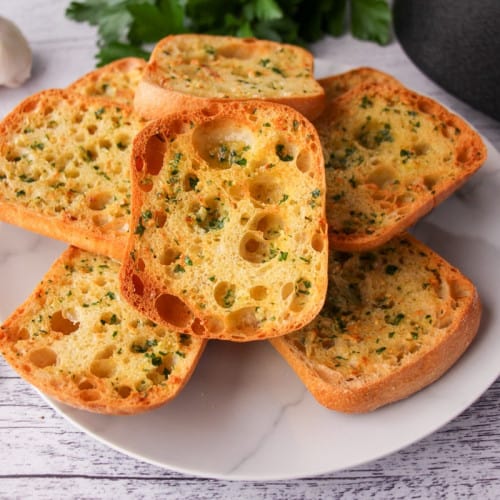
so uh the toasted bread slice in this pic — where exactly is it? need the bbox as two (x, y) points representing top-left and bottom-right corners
(134, 34), (325, 121)
(0, 89), (145, 260)
(319, 67), (401, 100)
(270, 233), (481, 413)
(120, 101), (328, 342)
(0, 247), (206, 415)
(68, 57), (146, 106)
(314, 83), (487, 251)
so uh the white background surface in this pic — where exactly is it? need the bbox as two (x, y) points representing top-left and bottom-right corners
(1, 0), (499, 498)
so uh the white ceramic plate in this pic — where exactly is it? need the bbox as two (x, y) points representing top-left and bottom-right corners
(1, 138), (499, 481)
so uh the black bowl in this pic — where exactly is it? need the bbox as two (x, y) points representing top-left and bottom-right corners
(393, 0), (500, 121)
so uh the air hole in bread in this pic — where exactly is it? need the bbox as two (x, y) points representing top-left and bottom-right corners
(87, 125), (97, 135)
(145, 134), (166, 175)
(414, 143), (429, 156)
(191, 318), (206, 335)
(92, 213), (112, 227)
(132, 274), (144, 296)
(90, 359), (116, 378)
(311, 231), (325, 252)
(42, 106), (54, 116)
(366, 166), (397, 189)
(456, 147), (470, 163)
(240, 213), (250, 225)
(183, 173), (199, 192)
(87, 191), (112, 211)
(168, 119), (188, 135)
(239, 232), (270, 263)
(190, 197), (228, 232)
(435, 309), (453, 329)
(296, 149), (312, 173)
(99, 138), (112, 150)
(147, 369), (165, 385)
(22, 100), (37, 113)
(17, 328), (29, 341)
(78, 380), (95, 390)
(250, 286), (268, 301)
(83, 146), (97, 161)
(152, 211), (166, 229)
(423, 174), (439, 191)
(214, 282), (236, 308)
(65, 167), (79, 179)
(229, 183), (246, 201)
(441, 121), (459, 139)
(275, 142), (296, 163)
(226, 307), (259, 333)
(396, 193), (414, 206)
(249, 175), (283, 205)
(116, 134), (130, 151)
(449, 279), (470, 300)
(148, 355), (174, 384)
(135, 157), (144, 172)
(217, 43), (254, 60)
(204, 316), (224, 334)
(100, 312), (121, 326)
(281, 282), (294, 300)
(192, 118), (253, 170)
(138, 177), (153, 192)
(29, 347), (57, 368)
(50, 311), (79, 334)
(251, 212), (284, 240)
(290, 278), (311, 312)
(417, 99), (433, 115)
(79, 389), (100, 402)
(94, 275), (106, 287)
(117, 386), (132, 398)
(290, 295), (308, 312)
(200, 105), (220, 117)
(155, 293), (193, 328)
(96, 346), (114, 360)
(160, 247), (181, 266)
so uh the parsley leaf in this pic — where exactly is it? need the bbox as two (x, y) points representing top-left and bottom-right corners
(96, 41), (150, 66)
(351, 0), (392, 44)
(66, 0), (391, 66)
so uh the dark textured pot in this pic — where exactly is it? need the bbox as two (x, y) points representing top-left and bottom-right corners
(393, 0), (500, 121)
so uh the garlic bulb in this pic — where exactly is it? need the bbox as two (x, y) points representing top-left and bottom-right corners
(0, 16), (32, 88)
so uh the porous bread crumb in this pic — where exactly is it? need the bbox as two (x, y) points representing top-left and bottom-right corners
(0, 247), (206, 415)
(0, 89), (145, 260)
(271, 233), (481, 412)
(68, 57), (146, 106)
(134, 34), (325, 121)
(314, 82), (487, 251)
(120, 100), (328, 342)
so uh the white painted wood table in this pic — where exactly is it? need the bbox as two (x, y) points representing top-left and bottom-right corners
(0, 1), (499, 498)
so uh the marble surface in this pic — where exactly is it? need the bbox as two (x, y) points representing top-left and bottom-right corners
(1, 0), (499, 497)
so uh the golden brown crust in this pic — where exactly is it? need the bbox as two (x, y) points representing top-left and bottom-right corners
(134, 79), (326, 122)
(318, 67), (401, 101)
(135, 34), (325, 121)
(0, 247), (206, 415)
(0, 89), (145, 260)
(120, 100), (328, 342)
(270, 233), (482, 412)
(314, 82), (487, 252)
(68, 57), (146, 106)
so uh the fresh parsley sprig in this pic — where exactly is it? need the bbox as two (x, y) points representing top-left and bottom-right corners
(66, 0), (391, 66)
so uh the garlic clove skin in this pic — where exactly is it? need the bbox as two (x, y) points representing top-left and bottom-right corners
(0, 16), (32, 88)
